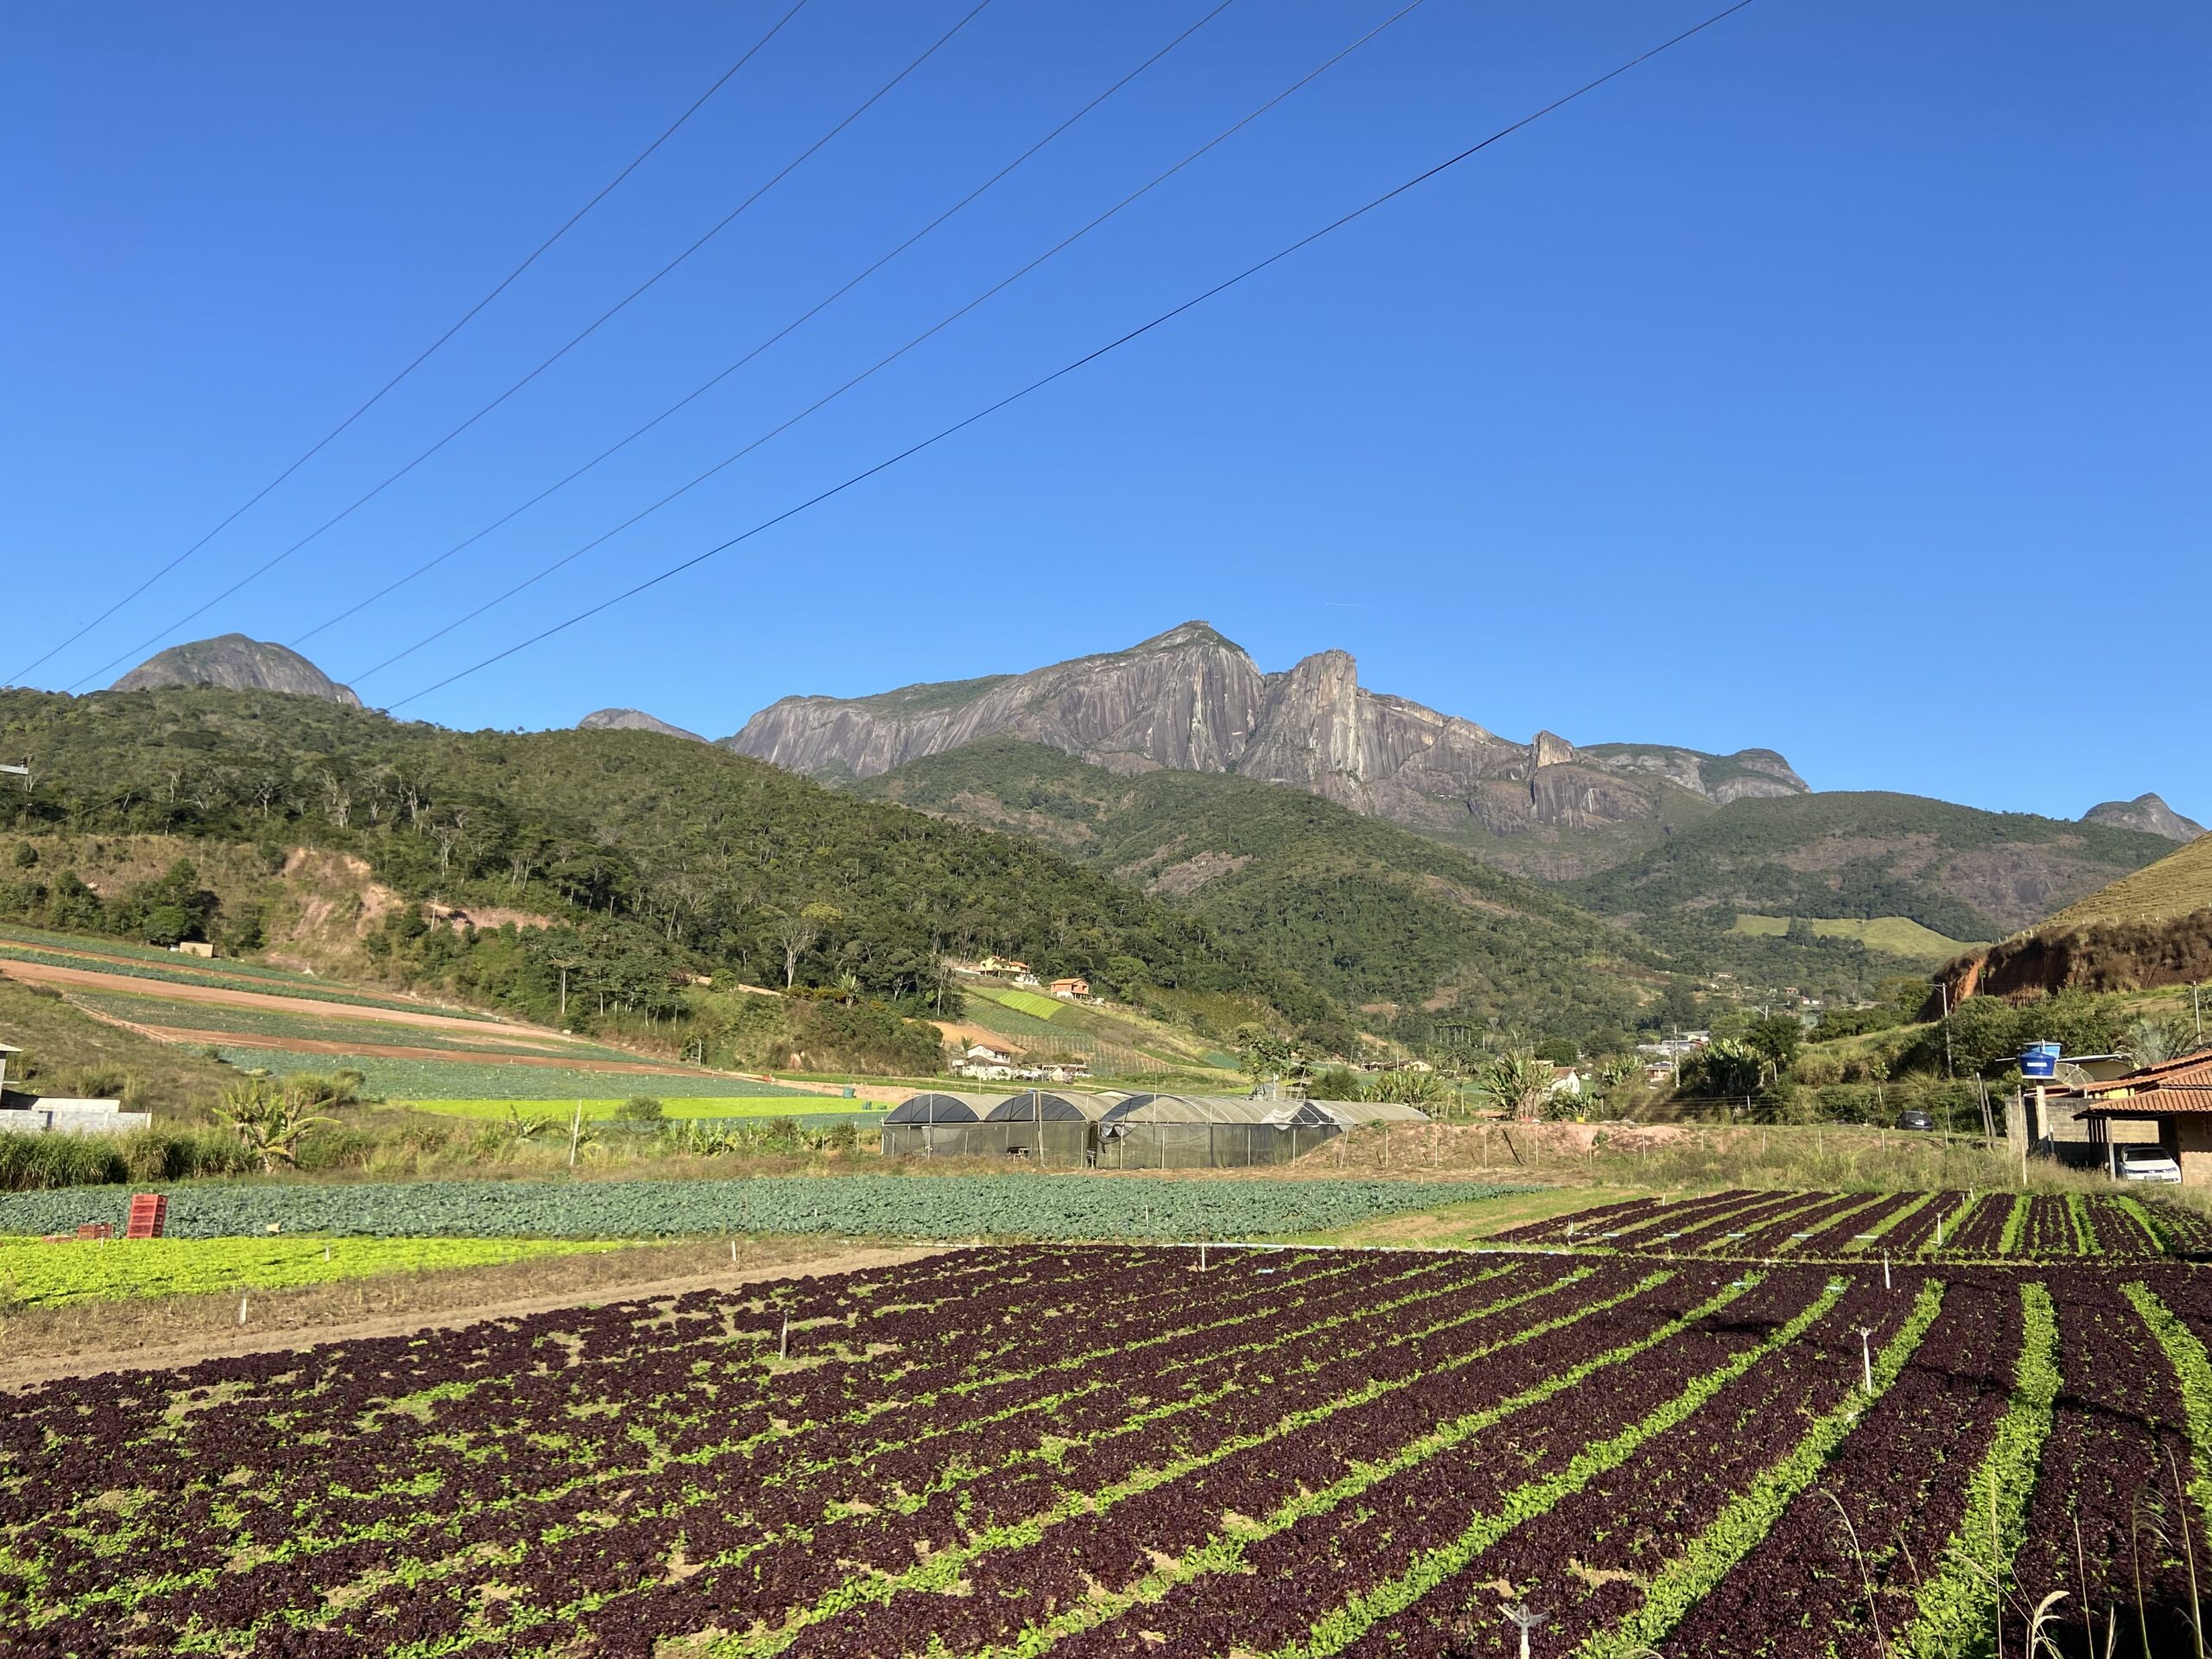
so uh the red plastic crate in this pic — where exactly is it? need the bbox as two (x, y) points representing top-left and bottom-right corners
(124, 1193), (167, 1240)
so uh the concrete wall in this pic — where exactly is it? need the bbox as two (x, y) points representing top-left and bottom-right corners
(0, 1101), (150, 1136)
(2174, 1118), (2212, 1187)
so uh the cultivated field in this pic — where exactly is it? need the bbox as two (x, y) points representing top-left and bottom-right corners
(8, 1217), (2212, 1656)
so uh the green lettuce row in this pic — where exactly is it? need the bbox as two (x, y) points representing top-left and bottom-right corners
(1898, 1281), (2060, 1657)
(1579, 1278), (1949, 1659)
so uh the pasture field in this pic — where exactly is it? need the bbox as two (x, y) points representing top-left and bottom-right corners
(0, 1235), (620, 1308)
(1728, 912), (1971, 957)
(10, 1226), (2212, 1656)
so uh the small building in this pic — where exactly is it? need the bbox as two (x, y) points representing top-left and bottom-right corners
(952, 1041), (1016, 1080)
(2065, 1053), (2212, 1181)
(172, 941), (218, 959)
(0, 1047), (147, 1135)
(1549, 1066), (1583, 1097)
(1051, 977), (1090, 1000)
(976, 956), (1031, 977)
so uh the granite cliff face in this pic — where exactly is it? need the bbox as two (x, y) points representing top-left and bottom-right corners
(110, 634), (360, 706)
(722, 621), (1809, 840)
(577, 708), (707, 743)
(2082, 792), (2205, 842)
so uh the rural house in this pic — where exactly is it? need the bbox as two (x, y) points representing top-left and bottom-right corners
(952, 1041), (1017, 1080)
(2063, 1052), (2212, 1182)
(1051, 976), (1090, 999)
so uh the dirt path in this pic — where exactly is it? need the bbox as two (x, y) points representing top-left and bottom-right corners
(1, 958), (567, 1039)
(0, 1243), (947, 1389)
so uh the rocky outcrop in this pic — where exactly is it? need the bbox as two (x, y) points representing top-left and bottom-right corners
(110, 634), (360, 706)
(721, 620), (1810, 838)
(2083, 792), (2204, 842)
(578, 709), (706, 742)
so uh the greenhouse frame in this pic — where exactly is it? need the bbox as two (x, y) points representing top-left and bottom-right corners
(878, 1090), (1124, 1162)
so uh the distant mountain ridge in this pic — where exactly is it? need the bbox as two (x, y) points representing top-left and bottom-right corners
(111, 634), (359, 706)
(722, 621), (1808, 849)
(577, 708), (706, 742)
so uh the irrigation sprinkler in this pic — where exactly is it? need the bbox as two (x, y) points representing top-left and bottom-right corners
(1501, 1602), (1547, 1659)
(779, 1317), (790, 1360)
(238, 1295), (249, 1327)
(1859, 1327), (1874, 1393)
(731, 1240), (738, 1266)
(1198, 1243), (1208, 1272)
(1883, 1251), (1891, 1292)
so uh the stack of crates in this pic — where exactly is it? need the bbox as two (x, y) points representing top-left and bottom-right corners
(124, 1193), (167, 1239)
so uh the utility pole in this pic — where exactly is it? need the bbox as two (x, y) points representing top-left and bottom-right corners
(1937, 981), (1955, 1080)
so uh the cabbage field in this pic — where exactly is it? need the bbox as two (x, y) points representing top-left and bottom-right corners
(10, 1236), (2212, 1656)
(0, 1175), (1522, 1242)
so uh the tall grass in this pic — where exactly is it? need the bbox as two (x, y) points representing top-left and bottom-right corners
(0, 1128), (257, 1192)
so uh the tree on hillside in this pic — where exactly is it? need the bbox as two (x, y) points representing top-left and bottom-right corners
(1234, 1025), (1294, 1090)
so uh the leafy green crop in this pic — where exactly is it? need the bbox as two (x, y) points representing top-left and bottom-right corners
(0, 1176), (1524, 1243)
(0, 1234), (619, 1307)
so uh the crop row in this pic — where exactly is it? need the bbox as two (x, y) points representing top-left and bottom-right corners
(0, 1174), (1523, 1242)
(65, 988), (613, 1060)
(3, 1249), (1643, 1655)
(11, 1247), (2212, 1656)
(0, 938), (496, 1018)
(1528, 1188), (2209, 1262)
(0, 1235), (620, 1307)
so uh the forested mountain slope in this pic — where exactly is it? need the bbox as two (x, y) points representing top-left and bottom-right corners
(1566, 791), (2175, 942)
(853, 737), (1664, 1042)
(0, 688), (1348, 1047)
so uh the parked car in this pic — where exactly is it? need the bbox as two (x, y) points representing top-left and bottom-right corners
(1897, 1109), (1936, 1132)
(2114, 1145), (2183, 1183)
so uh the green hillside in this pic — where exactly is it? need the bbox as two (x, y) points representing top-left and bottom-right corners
(0, 688), (1349, 1052)
(855, 737), (1663, 1042)
(1565, 791), (2173, 942)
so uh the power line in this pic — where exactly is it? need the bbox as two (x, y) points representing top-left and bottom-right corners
(63, 0), (998, 694)
(7, 0), (812, 690)
(292, 0), (1243, 651)
(352, 0), (1424, 686)
(386, 0), (1764, 713)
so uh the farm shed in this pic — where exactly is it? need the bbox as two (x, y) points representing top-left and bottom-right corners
(1096, 1094), (1429, 1169)
(880, 1090), (1125, 1161)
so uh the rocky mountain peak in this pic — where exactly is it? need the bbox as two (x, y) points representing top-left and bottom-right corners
(719, 624), (1812, 848)
(577, 709), (706, 742)
(2083, 792), (2205, 842)
(109, 634), (360, 706)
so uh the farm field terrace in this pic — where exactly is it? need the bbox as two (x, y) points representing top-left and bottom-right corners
(10, 1236), (2212, 1656)
(0, 1235), (623, 1309)
(401, 1096), (890, 1124)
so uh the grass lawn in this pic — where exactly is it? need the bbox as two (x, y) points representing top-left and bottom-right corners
(404, 1096), (893, 1122)
(0, 1235), (623, 1309)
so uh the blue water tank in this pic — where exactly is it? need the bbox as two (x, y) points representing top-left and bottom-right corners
(2019, 1042), (2061, 1079)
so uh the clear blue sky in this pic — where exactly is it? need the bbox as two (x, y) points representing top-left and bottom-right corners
(4, 1), (2203, 823)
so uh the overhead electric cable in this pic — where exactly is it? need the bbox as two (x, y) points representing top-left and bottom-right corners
(350, 0), (1420, 685)
(292, 0), (1243, 648)
(64, 0), (997, 694)
(6, 0), (812, 690)
(385, 0), (1763, 714)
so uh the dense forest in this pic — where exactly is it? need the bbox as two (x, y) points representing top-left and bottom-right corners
(855, 737), (1667, 1042)
(0, 688), (1351, 1051)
